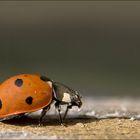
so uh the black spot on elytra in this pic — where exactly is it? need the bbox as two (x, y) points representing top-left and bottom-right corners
(15, 79), (23, 87)
(25, 96), (33, 105)
(40, 76), (51, 82)
(0, 99), (2, 109)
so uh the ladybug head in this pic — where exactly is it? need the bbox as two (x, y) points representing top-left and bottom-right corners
(52, 82), (82, 108)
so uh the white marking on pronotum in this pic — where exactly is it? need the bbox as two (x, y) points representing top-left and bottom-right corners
(62, 93), (71, 103)
(47, 81), (52, 88)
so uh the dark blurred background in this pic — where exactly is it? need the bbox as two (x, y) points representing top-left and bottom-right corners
(0, 1), (140, 97)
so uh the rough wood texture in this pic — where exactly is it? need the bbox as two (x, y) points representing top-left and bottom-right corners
(0, 97), (140, 139)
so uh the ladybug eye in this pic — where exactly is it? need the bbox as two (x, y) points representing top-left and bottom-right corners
(71, 95), (77, 101)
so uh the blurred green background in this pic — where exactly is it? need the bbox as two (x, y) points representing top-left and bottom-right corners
(0, 1), (140, 97)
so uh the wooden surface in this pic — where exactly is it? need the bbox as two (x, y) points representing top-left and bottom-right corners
(0, 97), (140, 139)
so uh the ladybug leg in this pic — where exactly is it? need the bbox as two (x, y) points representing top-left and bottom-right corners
(39, 105), (50, 126)
(63, 104), (72, 121)
(55, 102), (64, 125)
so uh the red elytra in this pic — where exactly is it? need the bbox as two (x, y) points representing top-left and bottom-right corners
(0, 74), (53, 119)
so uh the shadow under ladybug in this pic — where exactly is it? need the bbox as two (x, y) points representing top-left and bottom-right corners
(2, 115), (95, 127)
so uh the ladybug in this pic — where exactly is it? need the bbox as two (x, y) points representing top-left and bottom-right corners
(0, 74), (82, 125)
